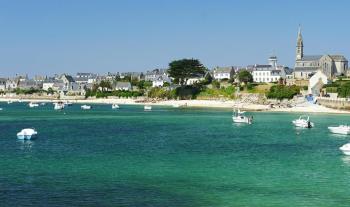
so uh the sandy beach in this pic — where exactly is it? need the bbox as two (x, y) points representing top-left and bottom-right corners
(1, 97), (350, 114)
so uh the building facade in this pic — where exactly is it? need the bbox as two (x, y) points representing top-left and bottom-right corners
(213, 66), (235, 80)
(251, 56), (289, 83)
(294, 27), (348, 79)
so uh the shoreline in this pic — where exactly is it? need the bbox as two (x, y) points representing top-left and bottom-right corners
(1, 97), (350, 114)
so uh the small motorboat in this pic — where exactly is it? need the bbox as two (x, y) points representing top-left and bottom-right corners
(340, 143), (350, 155)
(232, 108), (252, 124)
(53, 102), (65, 110)
(172, 104), (180, 108)
(17, 128), (38, 140)
(81, 105), (92, 110)
(40, 102), (46, 106)
(292, 115), (314, 128)
(0, 108), (3, 111)
(144, 105), (152, 111)
(112, 104), (120, 109)
(28, 102), (39, 108)
(328, 125), (350, 135)
(7, 100), (13, 104)
(64, 101), (73, 106)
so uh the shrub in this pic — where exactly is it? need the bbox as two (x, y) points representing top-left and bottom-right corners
(338, 82), (350, 98)
(266, 84), (300, 100)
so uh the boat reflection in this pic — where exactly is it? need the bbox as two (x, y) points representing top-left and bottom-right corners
(341, 156), (350, 165)
(17, 139), (34, 151)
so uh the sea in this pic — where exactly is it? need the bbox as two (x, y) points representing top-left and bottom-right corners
(1, 102), (350, 207)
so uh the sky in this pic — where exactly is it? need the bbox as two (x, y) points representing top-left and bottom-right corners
(0, 0), (349, 77)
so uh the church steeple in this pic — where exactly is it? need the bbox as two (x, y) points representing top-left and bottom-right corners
(296, 25), (303, 60)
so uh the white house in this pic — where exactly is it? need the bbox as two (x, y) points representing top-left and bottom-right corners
(252, 65), (284, 83)
(186, 74), (205, 85)
(251, 56), (289, 83)
(152, 75), (171, 87)
(213, 67), (235, 80)
(0, 78), (6, 91)
(42, 82), (55, 91)
(308, 70), (328, 96)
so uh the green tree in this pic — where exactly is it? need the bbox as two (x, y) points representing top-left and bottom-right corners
(338, 82), (350, 98)
(47, 87), (54, 95)
(99, 80), (112, 92)
(237, 70), (253, 84)
(168, 58), (206, 85)
(266, 84), (300, 100)
(212, 80), (220, 89)
(137, 80), (152, 89)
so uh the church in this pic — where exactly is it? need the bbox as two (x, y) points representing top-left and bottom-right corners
(293, 27), (348, 80)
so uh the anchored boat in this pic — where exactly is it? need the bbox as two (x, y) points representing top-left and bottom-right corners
(81, 105), (92, 110)
(53, 102), (65, 110)
(112, 104), (120, 109)
(292, 115), (314, 128)
(144, 105), (152, 111)
(17, 128), (38, 140)
(340, 143), (350, 155)
(328, 125), (350, 135)
(232, 108), (252, 124)
(28, 102), (39, 108)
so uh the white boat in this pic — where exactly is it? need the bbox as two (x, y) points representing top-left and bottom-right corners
(340, 143), (350, 155)
(144, 105), (152, 111)
(232, 109), (252, 124)
(81, 105), (92, 110)
(7, 100), (13, 104)
(112, 104), (120, 109)
(328, 125), (350, 135)
(292, 115), (314, 128)
(40, 102), (46, 106)
(28, 102), (39, 108)
(17, 128), (38, 140)
(0, 108), (3, 111)
(54, 102), (65, 110)
(64, 101), (73, 106)
(172, 104), (180, 108)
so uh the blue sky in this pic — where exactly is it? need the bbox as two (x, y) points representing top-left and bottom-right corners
(0, 0), (349, 77)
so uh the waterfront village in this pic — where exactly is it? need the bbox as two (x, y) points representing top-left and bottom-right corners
(1, 27), (350, 112)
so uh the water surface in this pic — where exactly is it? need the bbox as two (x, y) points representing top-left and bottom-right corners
(1, 102), (350, 206)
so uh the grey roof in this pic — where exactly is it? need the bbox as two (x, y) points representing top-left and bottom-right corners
(76, 72), (96, 77)
(44, 79), (63, 84)
(301, 55), (322, 61)
(74, 77), (89, 82)
(214, 66), (234, 73)
(252, 65), (273, 71)
(115, 82), (131, 88)
(330, 55), (348, 62)
(62, 75), (75, 82)
(294, 66), (319, 72)
(145, 69), (167, 76)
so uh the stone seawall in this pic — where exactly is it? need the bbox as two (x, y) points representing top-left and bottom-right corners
(317, 98), (350, 110)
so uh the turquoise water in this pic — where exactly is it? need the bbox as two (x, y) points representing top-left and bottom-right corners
(1, 102), (350, 206)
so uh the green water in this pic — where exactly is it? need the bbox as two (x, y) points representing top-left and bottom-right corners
(1, 102), (350, 206)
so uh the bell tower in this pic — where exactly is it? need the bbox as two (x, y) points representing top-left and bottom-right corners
(296, 25), (303, 60)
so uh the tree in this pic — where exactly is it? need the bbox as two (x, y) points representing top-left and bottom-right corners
(99, 80), (112, 92)
(168, 58), (206, 85)
(266, 84), (300, 100)
(47, 87), (54, 95)
(338, 82), (350, 98)
(212, 80), (220, 89)
(237, 70), (253, 84)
